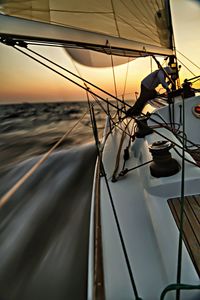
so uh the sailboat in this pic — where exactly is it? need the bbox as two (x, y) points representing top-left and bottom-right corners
(0, 1), (200, 300)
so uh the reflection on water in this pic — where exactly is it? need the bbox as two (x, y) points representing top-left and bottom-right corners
(0, 101), (108, 176)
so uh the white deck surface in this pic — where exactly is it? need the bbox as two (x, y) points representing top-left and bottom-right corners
(98, 97), (200, 300)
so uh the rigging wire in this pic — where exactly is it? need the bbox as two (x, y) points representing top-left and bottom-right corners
(68, 47), (123, 127)
(119, 159), (153, 177)
(61, 53), (133, 139)
(66, 39), (130, 135)
(107, 40), (120, 120)
(114, 109), (200, 162)
(120, 121), (136, 173)
(150, 56), (153, 72)
(0, 109), (90, 209)
(176, 57), (196, 77)
(110, 46), (118, 99)
(5, 41), (199, 168)
(87, 96), (142, 300)
(160, 283), (200, 300)
(144, 124), (200, 166)
(12, 45), (128, 115)
(122, 57), (130, 99)
(98, 162), (142, 300)
(24, 46), (133, 110)
(173, 147), (199, 167)
(1, 12), (199, 299)
(152, 55), (176, 86)
(192, 77), (200, 84)
(67, 50), (116, 134)
(111, 121), (130, 182)
(176, 91), (186, 300)
(176, 49), (200, 70)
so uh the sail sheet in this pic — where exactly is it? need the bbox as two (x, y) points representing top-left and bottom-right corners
(0, 0), (173, 57)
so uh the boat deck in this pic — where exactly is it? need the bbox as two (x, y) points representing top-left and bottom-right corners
(168, 195), (200, 277)
(188, 149), (200, 166)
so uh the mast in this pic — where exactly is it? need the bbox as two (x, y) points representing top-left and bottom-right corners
(165, 0), (180, 90)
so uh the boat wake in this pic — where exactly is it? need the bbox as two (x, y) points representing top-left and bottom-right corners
(0, 143), (97, 300)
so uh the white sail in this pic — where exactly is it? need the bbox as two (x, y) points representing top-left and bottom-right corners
(0, 0), (173, 57)
(66, 48), (133, 67)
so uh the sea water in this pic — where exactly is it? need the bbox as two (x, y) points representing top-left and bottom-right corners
(0, 101), (109, 300)
(0, 101), (107, 176)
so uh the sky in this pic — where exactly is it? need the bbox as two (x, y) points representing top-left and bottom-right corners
(0, 0), (200, 103)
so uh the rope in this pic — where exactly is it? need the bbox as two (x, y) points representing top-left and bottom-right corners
(68, 51), (116, 135)
(5, 40), (198, 171)
(111, 128), (127, 182)
(119, 159), (153, 177)
(173, 147), (199, 168)
(150, 56), (153, 73)
(152, 55), (176, 86)
(122, 57), (130, 99)
(9, 41), (185, 149)
(13, 45), (130, 115)
(69, 56), (128, 142)
(100, 160), (142, 300)
(160, 283), (200, 300)
(67, 50), (120, 132)
(177, 49), (200, 70)
(87, 97), (141, 299)
(2, 34), (199, 299)
(24, 46), (132, 110)
(176, 57), (196, 77)
(0, 110), (89, 209)
(108, 41), (120, 119)
(176, 91), (186, 300)
(110, 45), (118, 99)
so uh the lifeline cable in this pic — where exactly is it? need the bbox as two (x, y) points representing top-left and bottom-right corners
(88, 97), (142, 300)
(4, 40), (198, 164)
(100, 160), (142, 300)
(13, 43), (140, 136)
(2, 39), (190, 150)
(176, 86), (186, 300)
(119, 159), (153, 177)
(12, 45), (126, 114)
(25, 46), (133, 110)
(176, 49), (200, 70)
(2, 37), (132, 115)
(176, 57), (196, 77)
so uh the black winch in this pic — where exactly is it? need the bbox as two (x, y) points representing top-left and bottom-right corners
(148, 140), (180, 177)
(135, 115), (153, 138)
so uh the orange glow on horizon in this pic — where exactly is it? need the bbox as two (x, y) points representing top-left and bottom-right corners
(0, 0), (200, 103)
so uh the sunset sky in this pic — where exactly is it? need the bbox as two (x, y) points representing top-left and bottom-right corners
(0, 0), (200, 103)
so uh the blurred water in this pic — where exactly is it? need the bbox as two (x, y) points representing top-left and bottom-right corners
(0, 144), (97, 300)
(0, 101), (106, 300)
(0, 101), (107, 177)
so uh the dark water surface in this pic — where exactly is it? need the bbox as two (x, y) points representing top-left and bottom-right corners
(0, 101), (107, 176)
(0, 101), (108, 300)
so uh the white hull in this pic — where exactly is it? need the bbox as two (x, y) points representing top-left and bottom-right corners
(88, 96), (200, 299)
